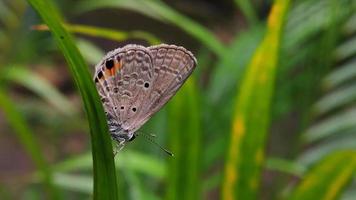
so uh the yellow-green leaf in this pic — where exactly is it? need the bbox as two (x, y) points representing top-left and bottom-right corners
(79, 0), (226, 57)
(288, 151), (356, 200)
(166, 78), (201, 200)
(33, 23), (160, 45)
(221, 0), (291, 199)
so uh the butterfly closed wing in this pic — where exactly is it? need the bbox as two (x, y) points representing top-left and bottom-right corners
(93, 44), (197, 149)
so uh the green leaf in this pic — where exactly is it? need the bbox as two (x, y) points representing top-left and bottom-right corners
(54, 173), (93, 194)
(2, 66), (75, 116)
(0, 89), (59, 199)
(79, 0), (226, 57)
(54, 150), (166, 179)
(343, 13), (356, 34)
(313, 83), (356, 115)
(208, 26), (264, 103)
(26, 0), (118, 199)
(166, 78), (201, 200)
(303, 108), (356, 143)
(76, 39), (105, 65)
(203, 157), (307, 196)
(298, 130), (356, 166)
(265, 157), (306, 177)
(202, 172), (222, 195)
(115, 150), (165, 179)
(285, 0), (349, 50)
(34, 23), (160, 45)
(322, 58), (356, 89)
(221, 0), (291, 199)
(234, 0), (258, 25)
(335, 35), (356, 60)
(341, 186), (356, 200)
(288, 151), (356, 200)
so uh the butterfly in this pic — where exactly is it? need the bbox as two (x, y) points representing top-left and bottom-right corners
(93, 44), (197, 150)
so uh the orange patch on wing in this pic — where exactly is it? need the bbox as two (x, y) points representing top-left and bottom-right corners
(107, 61), (120, 77)
(104, 69), (111, 77)
(110, 68), (115, 76)
(104, 67), (114, 77)
(115, 61), (122, 71)
(103, 60), (122, 77)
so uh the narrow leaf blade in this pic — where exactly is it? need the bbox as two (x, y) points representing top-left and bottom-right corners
(222, 1), (291, 199)
(26, 0), (118, 199)
(289, 151), (356, 200)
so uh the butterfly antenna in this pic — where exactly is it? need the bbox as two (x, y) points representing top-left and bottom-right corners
(136, 132), (174, 157)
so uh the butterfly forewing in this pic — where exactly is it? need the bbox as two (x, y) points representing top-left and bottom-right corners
(94, 45), (155, 134)
(94, 44), (197, 141)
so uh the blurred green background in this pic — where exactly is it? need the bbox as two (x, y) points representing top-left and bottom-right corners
(0, 0), (356, 199)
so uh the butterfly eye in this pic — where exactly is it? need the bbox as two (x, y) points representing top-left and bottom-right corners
(144, 82), (150, 88)
(105, 59), (114, 69)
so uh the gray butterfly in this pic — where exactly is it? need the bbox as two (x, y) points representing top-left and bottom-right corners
(93, 44), (197, 150)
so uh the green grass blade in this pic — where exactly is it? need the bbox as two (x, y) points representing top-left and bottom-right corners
(313, 84), (356, 115)
(54, 173), (93, 194)
(298, 131), (356, 166)
(54, 171), (159, 199)
(234, 0), (258, 25)
(288, 151), (356, 200)
(303, 108), (356, 143)
(166, 78), (201, 200)
(221, 1), (290, 199)
(26, 0), (118, 199)
(0, 89), (60, 200)
(335, 35), (356, 60)
(79, 0), (226, 57)
(34, 23), (160, 45)
(265, 157), (306, 177)
(137, 0), (225, 57)
(322, 58), (356, 89)
(77, 39), (105, 65)
(2, 66), (75, 116)
(208, 26), (264, 103)
(203, 157), (307, 195)
(54, 150), (166, 179)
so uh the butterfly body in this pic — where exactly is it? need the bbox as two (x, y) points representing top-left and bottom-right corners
(93, 44), (197, 148)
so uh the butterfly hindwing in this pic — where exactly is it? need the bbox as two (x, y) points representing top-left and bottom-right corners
(129, 44), (197, 132)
